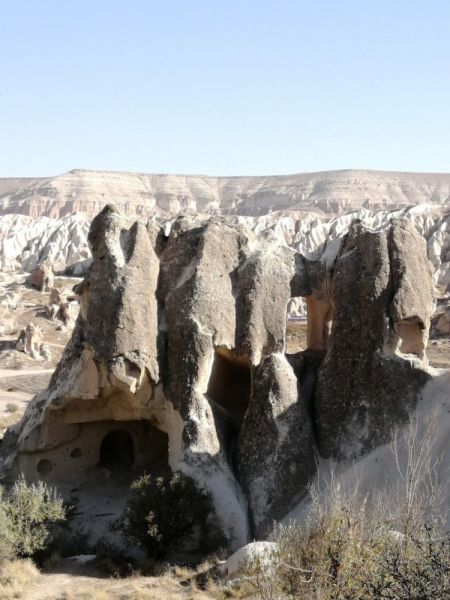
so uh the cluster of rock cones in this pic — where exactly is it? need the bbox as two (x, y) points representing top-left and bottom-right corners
(1, 205), (434, 549)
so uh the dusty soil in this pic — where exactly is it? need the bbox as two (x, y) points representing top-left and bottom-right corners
(286, 320), (307, 354)
(15, 560), (221, 600)
(0, 371), (53, 393)
(285, 316), (450, 368)
(0, 271), (81, 371)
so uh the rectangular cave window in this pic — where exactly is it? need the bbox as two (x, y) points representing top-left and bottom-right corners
(396, 320), (426, 360)
(206, 348), (251, 425)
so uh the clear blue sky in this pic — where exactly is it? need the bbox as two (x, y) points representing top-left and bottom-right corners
(1, 0), (449, 177)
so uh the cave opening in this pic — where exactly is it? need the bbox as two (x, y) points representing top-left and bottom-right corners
(396, 321), (425, 359)
(206, 348), (252, 473)
(206, 348), (252, 424)
(99, 429), (135, 472)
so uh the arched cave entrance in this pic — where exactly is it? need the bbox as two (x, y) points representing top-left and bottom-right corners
(99, 429), (135, 472)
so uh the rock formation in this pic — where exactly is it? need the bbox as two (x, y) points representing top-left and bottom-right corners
(16, 323), (44, 359)
(45, 287), (77, 326)
(315, 219), (434, 460)
(2, 203), (450, 293)
(2, 206), (433, 547)
(1, 169), (450, 219)
(436, 309), (450, 335)
(26, 263), (54, 292)
(0, 212), (91, 275)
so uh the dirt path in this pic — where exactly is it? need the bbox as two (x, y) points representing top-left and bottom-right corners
(22, 569), (205, 600)
(0, 388), (32, 412)
(23, 572), (154, 600)
(0, 368), (53, 409)
(0, 368), (54, 378)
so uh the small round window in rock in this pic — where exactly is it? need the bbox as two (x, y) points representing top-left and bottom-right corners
(37, 459), (53, 476)
(70, 448), (82, 458)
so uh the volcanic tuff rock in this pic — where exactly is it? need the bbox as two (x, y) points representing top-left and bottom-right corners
(236, 354), (315, 538)
(1, 169), (450, 219)
(2, 206), (433, 546)
(315, 219), (434, 460)
(0, 212), (91, 274)
(26, 263), (54, 292)
(2, 204), (450, 295)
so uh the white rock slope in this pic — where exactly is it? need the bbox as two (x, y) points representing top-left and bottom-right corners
(0, 213), (91, 274)
(1, 202), (450, 287)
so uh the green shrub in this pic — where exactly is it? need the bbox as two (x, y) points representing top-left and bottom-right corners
(113, 471), (220, 561)
(4, 403), (19, 414)
(0, 488), (14, 563)
(0, 475), (66, 559)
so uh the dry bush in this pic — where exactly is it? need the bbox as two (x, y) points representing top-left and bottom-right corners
(243, 408), (450, 600)
(0, 410), (23, 430)
(0, 558), (39, 600)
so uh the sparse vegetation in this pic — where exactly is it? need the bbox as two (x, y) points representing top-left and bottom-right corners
(0, 475), (66, 560)
(113, 471), (223, 562)
(243, 409), (450, 599)
(0, 410), (23, 430)
(0, 558), (40, 600)
(1, 413), (449, 600)
(4, 402), (19, 413)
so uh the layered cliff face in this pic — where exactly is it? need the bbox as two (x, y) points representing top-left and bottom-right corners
(1, 168), (450, 219)
(2, 206), (433, 545)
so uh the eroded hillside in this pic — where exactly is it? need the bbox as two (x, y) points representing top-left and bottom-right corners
(1, 168), (450, 218)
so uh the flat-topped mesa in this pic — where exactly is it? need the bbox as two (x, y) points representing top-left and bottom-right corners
(1, 206), (433, 545)
(2, 169), (450, 219)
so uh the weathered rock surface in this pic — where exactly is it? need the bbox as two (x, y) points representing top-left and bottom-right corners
(26, 263), (54, 292)
(236, 354), (315, 537)
(45, 287), (78, 326)
(315, 219), (433, 460)
(16, 323), (44, 359)
(3, 203), (450, 294)
(1, 206), (433, 548)
(436, 309), (450, 335)
(1, 169), (450, 219)
(0, 212), (91, 274)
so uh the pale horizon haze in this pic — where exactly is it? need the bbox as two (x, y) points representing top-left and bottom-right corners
(1, 0), (449, 177)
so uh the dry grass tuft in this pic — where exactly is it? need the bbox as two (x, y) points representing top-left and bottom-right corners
(0, 559), (40, 599)
(52, 569), (226, 600)
(0, 410), (23, 430)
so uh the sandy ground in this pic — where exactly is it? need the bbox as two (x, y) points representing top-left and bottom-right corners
(17, 560), (218, 600)
(286, 320), (308, 354)
(285, 318), (450, 368)
(0, 270), (81, 371)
